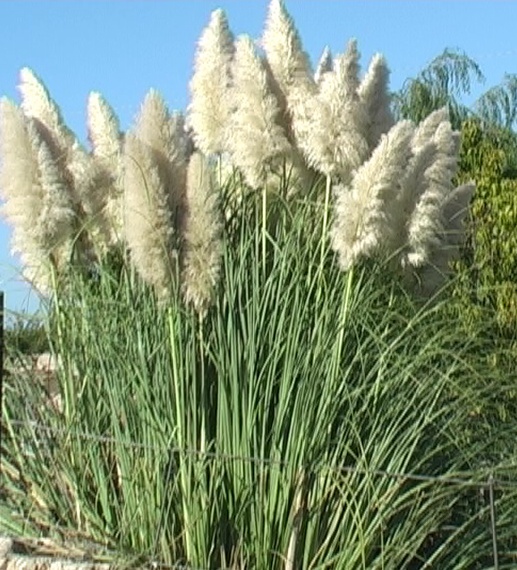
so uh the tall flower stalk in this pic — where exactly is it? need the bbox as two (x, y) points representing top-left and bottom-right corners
(181, 152), (222, 317)
(19, 67), (110, 260)
(123, 90), (188, 298)
(188, 9), (234, 156)
(87, 92), (123, 246)
(0, 98), (75, 291)
(331, 121), (415, 270)
(228, 34), (291, 269)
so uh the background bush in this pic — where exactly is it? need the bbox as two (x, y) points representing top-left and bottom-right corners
(3, 313), (49, 356)
(454, 118), (517, 338)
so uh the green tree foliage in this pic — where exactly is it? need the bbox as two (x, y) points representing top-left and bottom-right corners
(394, 48), (517, 340)
(454, 118), (517, 337)
(393, 48), (484, 128)
(476, 73), (517, 131)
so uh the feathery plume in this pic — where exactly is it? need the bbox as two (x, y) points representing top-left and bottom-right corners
(181, 152), (222, 316)
(19, 68), (113, 257)
(67, 146), (113, 254)
(296, 40), (369, 179)
(168, 111), (192, 177)
(412, 107), (450, 152)
(441, 182), (474, 248)
(396, 111), (451, 256)
(404, 119), (460, 267)
(358, 54), (395, 151)
(314, 46), (333, 85)
(135, 90), (188, 198)
(408, 183), (474, 297)
(333, 39), (361, 98)
(227, 35), (291, 189)
(123, 90), (188, 298)
(18, 67), (76, 154)
(331, 121), (415, 270)
(36, 134), (76, 251)
(123, 133), (177, 298)
(262, 0), (314, 99)
(0, 98), (75, 290)
(133, 91), (189, 236)
(87, 92), (124, 245)
(396, 140), (438, 246)
(188, 9), (234, 155)
(260, 0), (318, 193)
(87, 92), (121, 168)
(421, 182), (474, 293)
(0, 99), (44, 237)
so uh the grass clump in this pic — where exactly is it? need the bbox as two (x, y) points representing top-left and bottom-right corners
(3, 181), (517, 569)
(1, 4), (515, 567)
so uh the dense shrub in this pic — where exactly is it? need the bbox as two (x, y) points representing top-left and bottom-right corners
(4, 314), (49, 355)
(454, 119), (517, 337)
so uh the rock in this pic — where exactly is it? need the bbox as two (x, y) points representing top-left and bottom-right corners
(35, 353), (58, 373)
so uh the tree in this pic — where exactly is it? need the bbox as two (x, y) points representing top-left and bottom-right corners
(476, 73), (517, 131)
(393, 48), (484, 128)
(395, 49), (517, 336)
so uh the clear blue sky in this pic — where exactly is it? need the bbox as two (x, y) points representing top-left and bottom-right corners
(1, 0), (517, 315)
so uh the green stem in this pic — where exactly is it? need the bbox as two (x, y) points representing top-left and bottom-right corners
(320, 175), (332, 270)
(49, 265), (84, 527)
(49, 265), (73, 422)
(314, 175), (332, 308)
(262, 182), (267, 276)
(198, 313), (209, 562)
(199, 315), (206, 455)
(167, 306), (192, 562)
(334, 268), (355, 379)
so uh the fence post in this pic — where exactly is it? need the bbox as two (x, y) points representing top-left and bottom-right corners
(488, 474), (499, 570)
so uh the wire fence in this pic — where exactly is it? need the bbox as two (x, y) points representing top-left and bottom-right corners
(2, 416), (515, 569)
(5, 418), (516, 491)
(1, 292), (516, 569)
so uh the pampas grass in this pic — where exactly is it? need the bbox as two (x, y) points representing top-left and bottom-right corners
(123, 91), (188, 298)
(0, 0), (474, 307)
(262, 0), (314, 101)
(18, 67), (76, 154)
(331, 120), (415, 270)
(227, 35), (292, 190)
(19, 67), (112, 259)
(314, 46), (333, 85)
(0, 98), (75, 290)
(181, 152), (222, 316)
(294, 40), (369, 180)
(1, 4), (499, 570)
(87, 92), (124, 246)
(405, 119), (461, 268)
(87, 92), (122, 167)
(358, 54), (395, 151)
(188, 9), (234, 156)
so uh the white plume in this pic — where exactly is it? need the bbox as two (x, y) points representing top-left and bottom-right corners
(331, 121), (415, 270)
(188, 9), (234, 155)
